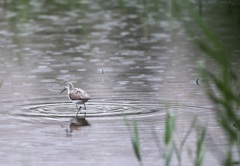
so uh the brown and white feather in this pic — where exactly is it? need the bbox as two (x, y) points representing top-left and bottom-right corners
(68, 88), (90, 101)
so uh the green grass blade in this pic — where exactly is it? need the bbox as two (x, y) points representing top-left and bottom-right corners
(194, 126), (206, 166)
(164, 111), (176, 145)
(132, 120), (142, 162)
(124, 117), (142, 164)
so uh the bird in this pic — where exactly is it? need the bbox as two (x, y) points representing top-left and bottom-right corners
(60, 82), (90, 116)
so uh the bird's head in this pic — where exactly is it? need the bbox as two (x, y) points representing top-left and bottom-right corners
(60, 82), (74, 94)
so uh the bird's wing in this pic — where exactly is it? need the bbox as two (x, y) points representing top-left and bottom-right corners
(69, 88), (90, 100)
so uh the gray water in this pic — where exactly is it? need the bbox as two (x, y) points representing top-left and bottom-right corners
(0, 1), (226, 166)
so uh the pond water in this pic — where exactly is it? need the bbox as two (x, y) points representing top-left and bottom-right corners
(0, 1), (227, 166)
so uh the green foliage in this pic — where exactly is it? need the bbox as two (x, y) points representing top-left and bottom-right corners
(233, 119), (240, 130)
(164, 111), (176, 145)
(194, 127), (206, 166)
(223, 146), (233, 166)
(178, 0), (240, 165)
(127, 112), (205, 166)
(124, 117), (142, 165)
(132, 120), (142, 162)
(164, 111), (176, 166)
(165, 143), (174, 166)
(127, 0), (240, 165)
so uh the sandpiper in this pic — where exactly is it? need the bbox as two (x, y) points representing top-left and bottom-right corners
(60, 82), (90, 116)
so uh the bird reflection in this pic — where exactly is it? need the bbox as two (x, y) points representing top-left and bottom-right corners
(61, 113), (90, 137)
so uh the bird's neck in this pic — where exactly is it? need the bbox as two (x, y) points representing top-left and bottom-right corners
(67, 87), (73, 94)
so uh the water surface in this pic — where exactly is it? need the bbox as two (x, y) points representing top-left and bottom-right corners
(0, 1), (227, 165)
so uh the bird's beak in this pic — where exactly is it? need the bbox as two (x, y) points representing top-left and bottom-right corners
(60, 88), (66, 94)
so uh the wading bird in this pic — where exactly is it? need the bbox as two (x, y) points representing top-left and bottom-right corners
(60, 82), (90, 116)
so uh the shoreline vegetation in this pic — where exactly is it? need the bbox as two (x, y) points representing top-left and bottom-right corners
(129, 0), (240, 165)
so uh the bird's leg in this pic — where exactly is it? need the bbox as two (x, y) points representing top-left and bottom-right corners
(76, 109), (80, 117)
(82, 104), (87, 117)
(76, 106), (82, 117)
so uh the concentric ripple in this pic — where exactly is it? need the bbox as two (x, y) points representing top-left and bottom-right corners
(19, 100), (163, 119)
